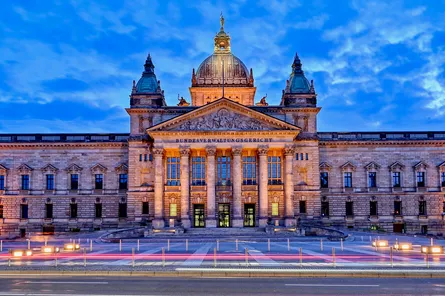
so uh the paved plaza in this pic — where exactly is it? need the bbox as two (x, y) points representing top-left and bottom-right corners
(1, 232), (444, 269)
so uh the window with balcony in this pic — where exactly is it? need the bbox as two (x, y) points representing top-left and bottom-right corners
(346, 201), (354, 216)
(45, 203), (53, 219)
(299, 200), (307, 214)
(320, 172), (329, 188)
(95, 174), (103, 190)
(368, 172), (377, 188)
(95, 203), (102, 218)
(21, 204), (28, 219)
(268, 156), (282, 185)
(344, 172), (352, 188)
(394, 200), (402, 215)
(370, 201), (378, 216)
(0, 175), (4, 190)
(321, 201), (329, 217)
(142, 201), (149, 215)
(119, 203), (127, 218)
(119, 174), (128, 190)
(70, 174), (79, 190)
(417, 172), (425, 187)
(191, 157), (206, 185)
(166, 157), (180, 186)
(392, 172), (401, 187)
(242, 156), (257, 185)
(46, 174), (54, 190)
(21, 175), (30, 190)
(70, 203), (78, 218)
(217, 156), (231, 185)
(419, 200), (427, 216)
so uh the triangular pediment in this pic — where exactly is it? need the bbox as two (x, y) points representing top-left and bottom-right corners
(364, 161), (381, 171)
(115, 163), (128, 173)
(41, 164), (58, 173)
(91, 163), (107, 173)
(389, 161), (405, 171)
(147, 98), (300, 133)
(0, 164), (8, 174)
(319, 162), (332, 171)
(340, 161), (356, 171)
(413, 161), (428, 170)
(66, 163), (83, 173)
(17, 163), (33, 173)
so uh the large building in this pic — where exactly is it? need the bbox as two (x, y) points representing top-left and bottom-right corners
(1, 18), (445, 237)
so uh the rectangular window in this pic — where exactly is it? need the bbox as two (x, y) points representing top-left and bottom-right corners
(344, 172), (352, 188)
(321, 201), (329, 217)
(242, 156), (257, 185)
(296, 153), (299, 161)
(300, 153), (303, 160)
(45, 203), (53, 219)
(139, 154), (143, 161)
(119, 174), (128, 190)
(320, 172), (329, 188)
(170, 203), (177, 217)
(21, 204), (28, 219)
(394, 200), (402, 215)
(0, 205), (3, 218)
(70, 174), (79, 190)
(305, 153), (309, 160)
(217, 156), (231, 185)
(191, 157), (206, 186)
(119, 203), (127, 218)
(392, 172), (401, 187)
(166, 157), (181, 186)
(95, 203), (102, 218)
(144, 154), (148, 162)
(368, 172), (377, 187)
(419, 200), (427, 216)
(271, 202), (279, 216)
(443, 201), (445, 214)
(346, 201), (354, 216)
(142, 201), (149, 215)
(268, 156), (282, 185)
(441, 172), (445, 187)
(0, 175), (4, 190)
(21, 175), (29, 190)
(417, 172), (425, 187)
(46, 174), (54, 190)
(70, 203), (78, 218)
(370, 201), (378, 216)
(95, 174), (103, 190)
(299, 200), (307, 214)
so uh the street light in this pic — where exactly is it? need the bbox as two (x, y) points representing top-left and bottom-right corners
(10, 249), (33, 257)
(393, 242), (413, 250)
(372, 240), (389, 248)
(421, 245), (443, 254)
(63, 243), (80, 251)
(42, 246), (60, 254)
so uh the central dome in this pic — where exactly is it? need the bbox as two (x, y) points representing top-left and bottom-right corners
(195, 53), (251, 86)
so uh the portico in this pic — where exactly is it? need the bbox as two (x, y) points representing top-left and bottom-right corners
(146, 98), (300, 229)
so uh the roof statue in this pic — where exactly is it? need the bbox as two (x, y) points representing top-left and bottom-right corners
(177, 96), (190, 107)
(220, 12), (225, 31)
(256, 94), (268, 106)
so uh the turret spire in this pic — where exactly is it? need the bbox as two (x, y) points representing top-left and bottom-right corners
(144, 53), (155, 73)
(292, 52), (303, 73)
(220, 12), (225, 31)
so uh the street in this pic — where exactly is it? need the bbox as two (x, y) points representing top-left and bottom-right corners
(0, 275), (443, 295)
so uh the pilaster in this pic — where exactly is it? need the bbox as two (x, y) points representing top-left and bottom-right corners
(232, 146), (243, 227)
(258, 145), (269, 227)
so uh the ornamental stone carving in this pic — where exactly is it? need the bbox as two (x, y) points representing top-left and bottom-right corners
(179, 146), (191, 156)
(177, 108), (269, 131)
(257, 145), (269, 156)
(206, 146), (217, 156)
(283, 145), (295, 156)
(152, 147), (164, 156)
(232, 146), (242, 156)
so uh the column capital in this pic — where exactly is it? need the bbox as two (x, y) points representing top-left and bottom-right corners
(206, 145), (217, 156)
(179, 146), (191, 156)
(152, 146), (164, 156)
(232, 146), (243, 156)
(257, 145), (269, 156)
(284, 145), (296, 156)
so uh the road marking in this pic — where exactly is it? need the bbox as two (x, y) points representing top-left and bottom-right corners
(285, 284), (380, 287)
(241, 243), (279, 266)
(0, 293), (158, 296)
(22, 281), (108, 284)
(182, 243), (212, 266)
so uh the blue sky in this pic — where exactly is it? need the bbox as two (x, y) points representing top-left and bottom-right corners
(0, 0), (444, 133)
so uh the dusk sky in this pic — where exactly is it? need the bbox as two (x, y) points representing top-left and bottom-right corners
(0, 0), (444, 133)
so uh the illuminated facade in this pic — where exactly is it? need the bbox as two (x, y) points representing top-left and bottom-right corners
(0, 17), (444, 236)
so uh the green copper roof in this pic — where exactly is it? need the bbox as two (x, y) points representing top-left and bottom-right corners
(135, 54), (159, 94)
(287, 53), (311, 94)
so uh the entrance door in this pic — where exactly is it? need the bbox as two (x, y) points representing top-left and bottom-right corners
(218, 204), (230, 227)
(193, 204), (205, 228)
(393, 223), (404, 233)
(244, 204), (255, 227)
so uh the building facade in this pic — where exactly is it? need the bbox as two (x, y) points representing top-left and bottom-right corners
(1, 19), (445, 236)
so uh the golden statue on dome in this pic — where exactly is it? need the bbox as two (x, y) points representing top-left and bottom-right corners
(220, 12), (225, 31)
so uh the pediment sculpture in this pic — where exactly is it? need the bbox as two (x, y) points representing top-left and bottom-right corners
(177, 108), (270, 131)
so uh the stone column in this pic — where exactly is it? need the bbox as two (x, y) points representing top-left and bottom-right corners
(152, 147), (165, 228)
(206, 146), (217, 227)
(232, 147), (243, 227)
(258, 145), (269, 227)
(180, 146), (191, 228)
(284, 145), (296, 227)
